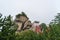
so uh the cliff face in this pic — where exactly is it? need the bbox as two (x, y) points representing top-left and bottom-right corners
(15, 12), (42, 33)
(15, 12), (32, 33)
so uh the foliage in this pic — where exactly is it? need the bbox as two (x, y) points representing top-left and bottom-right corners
(40, 23), (47, 31)
(0, 13), (60, 40)
(0, 14), (17, 40)
(49, 13), (60, 40)
(50, 13), (60, 24)
(15, 30), (40, 40)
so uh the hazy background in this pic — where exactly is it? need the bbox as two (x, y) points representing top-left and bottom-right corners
(0, 0), (60, 24)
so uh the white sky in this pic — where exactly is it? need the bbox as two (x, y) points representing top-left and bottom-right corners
(0, 0), (60, 24)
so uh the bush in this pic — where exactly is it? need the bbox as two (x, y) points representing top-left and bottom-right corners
(15, 30), (40, 40)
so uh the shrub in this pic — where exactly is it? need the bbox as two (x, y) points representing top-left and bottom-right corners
(15, 30), (40, 40)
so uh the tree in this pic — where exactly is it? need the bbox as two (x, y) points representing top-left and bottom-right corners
(40, 23), (47, 30)
(0, 14), (18, 40)
(51, 13), (60, 24)
(49, 13), (60, 40)
(15, 30), (40, 40)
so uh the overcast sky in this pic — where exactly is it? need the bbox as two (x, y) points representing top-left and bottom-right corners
(0, 0), (60, 24)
